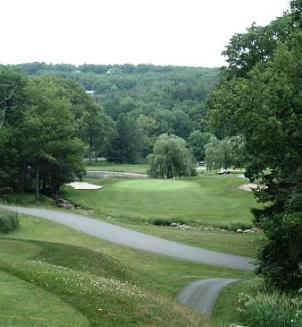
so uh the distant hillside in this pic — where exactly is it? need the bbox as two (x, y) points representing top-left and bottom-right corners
(14, 63), (219, 138)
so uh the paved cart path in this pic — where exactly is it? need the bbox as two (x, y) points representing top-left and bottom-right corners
(0, 205), (254, 271)
(178, 278), (238, 316)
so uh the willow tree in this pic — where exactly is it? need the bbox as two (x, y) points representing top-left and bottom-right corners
(148, 134), (196, 178)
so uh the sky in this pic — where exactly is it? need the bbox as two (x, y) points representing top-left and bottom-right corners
(0, 0), (291, 67)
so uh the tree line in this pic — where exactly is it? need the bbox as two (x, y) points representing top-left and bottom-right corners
(5, 63), (221, 165)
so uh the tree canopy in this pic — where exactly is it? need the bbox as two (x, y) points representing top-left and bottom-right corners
(0, 69), (112, 198)
(205, 136), (243, 171)
(148, 134), (196, 179)
(208, 0), (302, 291)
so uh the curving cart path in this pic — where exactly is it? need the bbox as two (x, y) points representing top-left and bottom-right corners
(178, 278), (239, 316)
(0, 205), (254, 271)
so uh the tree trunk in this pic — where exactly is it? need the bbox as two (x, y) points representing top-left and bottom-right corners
(35, 165), (40, 200)
(88, 134), (93, 163)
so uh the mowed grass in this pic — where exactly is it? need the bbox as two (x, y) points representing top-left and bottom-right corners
(0, 238), (210, 327)
(3, 216), (252, 296)
(0, 270), (89, 327)
(0, 216), (253, 326)
(86, 163), (148, 174)
(63, 175), (259, 226)
(124, 224), (259, 258)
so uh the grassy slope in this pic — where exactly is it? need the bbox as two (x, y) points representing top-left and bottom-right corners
(63, 175), (258, 226)
(0, 270), (89, 327)
(211, 279), (259, 327)
(0, 216), (253, 326)
(3, 216), (251, 296)
(0, 235), (210, 327)
(0, 214), (255, 327)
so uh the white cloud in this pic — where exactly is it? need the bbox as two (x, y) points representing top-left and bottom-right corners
(0, 0), (291, 67)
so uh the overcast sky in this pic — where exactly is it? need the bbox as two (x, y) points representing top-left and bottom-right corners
(0, 0), (291, 67)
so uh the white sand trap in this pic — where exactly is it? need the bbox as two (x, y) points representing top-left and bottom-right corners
(239, 183), (267, 192)
(66, 182), (103, 190)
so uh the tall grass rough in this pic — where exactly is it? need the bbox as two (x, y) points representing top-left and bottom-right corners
(239, 292), (302, 327)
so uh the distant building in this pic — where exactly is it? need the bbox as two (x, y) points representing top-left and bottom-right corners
(85, 90), (95, 95)
(106, 68), (121, 75)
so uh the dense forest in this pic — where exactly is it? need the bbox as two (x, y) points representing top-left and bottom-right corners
(14, 63), (219, 161)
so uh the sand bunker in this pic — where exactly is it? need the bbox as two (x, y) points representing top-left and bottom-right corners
(66, 182), (103, 190)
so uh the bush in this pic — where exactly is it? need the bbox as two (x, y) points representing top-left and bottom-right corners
(255, 212), (302, 292)
(0, 209), (19, 233)
(239, 292), (302, 327)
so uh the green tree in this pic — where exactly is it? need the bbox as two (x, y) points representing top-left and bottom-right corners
(204, 136), (243, 170)
(107, 114), (143, 163)
(0, 68), (28, 192)
(187, 130), (210, 160)
(222, 15), (294, 78)
(81, 103), (105, 162)
(148, 134), (196, 178)
(20, 76), (84, 198)
(208, 1), (302, 291)
(136, 114), (157, 157)
(0, 73), (89, 198)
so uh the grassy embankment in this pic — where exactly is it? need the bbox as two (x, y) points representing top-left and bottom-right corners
(0, 269), (89, 327)
(0, 215), (252, 326)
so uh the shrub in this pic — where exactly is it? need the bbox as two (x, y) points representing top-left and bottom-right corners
(239, 292), (302, 327)
(0, 209), (19, 233)
(255, 212), (302, 292)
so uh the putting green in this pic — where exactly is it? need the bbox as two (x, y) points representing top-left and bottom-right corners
(113, 179), (196, 191)
(64, 175), (259, 225)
